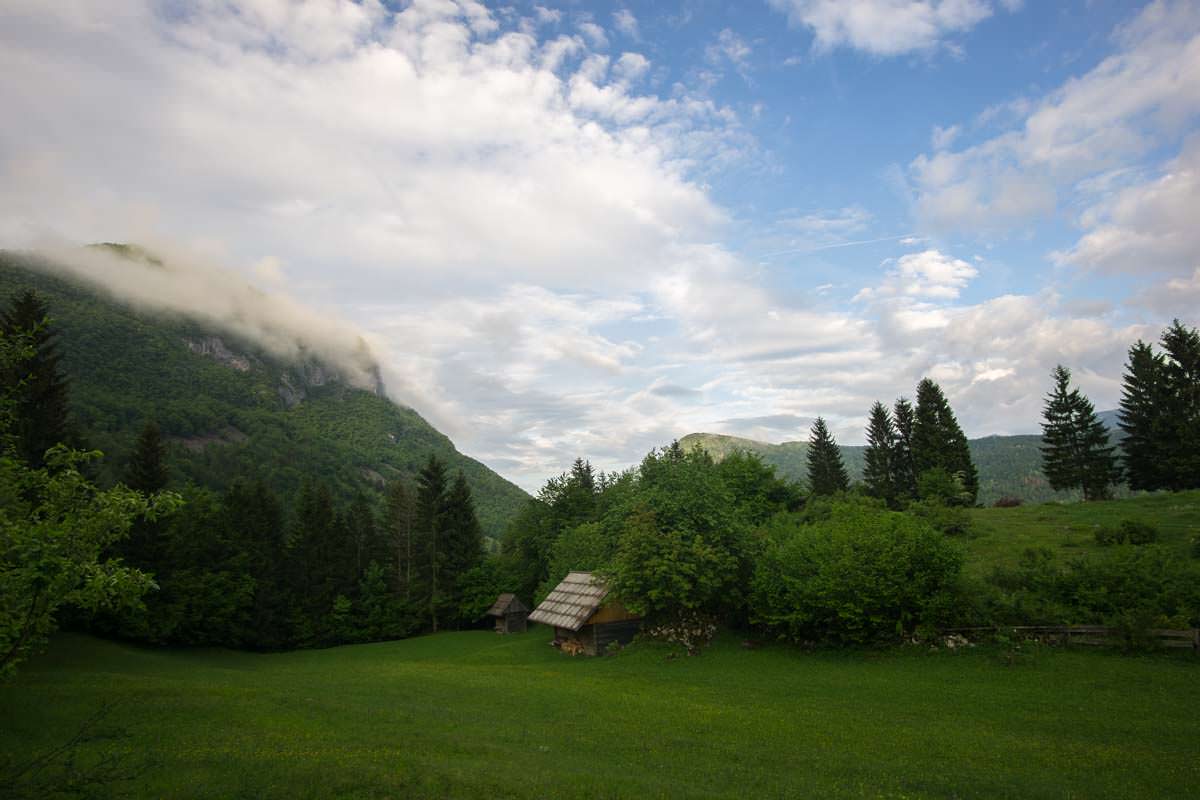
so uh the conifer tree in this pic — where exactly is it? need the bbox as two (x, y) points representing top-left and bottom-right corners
(891, 397), (918, 502)
(414, 454), (450, 631)
(912, 378), (978, 504)
(440, 471), (484, 627)
(806, 417), (848, 496)
(1041, 365), (1119, 500)
(1160, 319), (1200, 490)
(386, 480), (415, 600)
(0, 290), (73, 468)
(862, 401), (896, 505)
(120, 420), (171, 569)
(1118, 340), (1167, 491)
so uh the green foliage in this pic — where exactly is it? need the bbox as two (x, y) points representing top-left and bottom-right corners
(986, 544), (1200, 632)
(1119, 321), (1200, 492)
(0, 447), (180, 678)
(1094, 520), (1159, 547)
(913, 378), (979, 505)
(908, 496), (974, 537)
(862, 401), (896, 506)
(0, 255), (528, 540)
(750, 501), (964, 644)
(1041, 365), (1119, 500)
(806, 416), (848, 496)
(0, 290), (75, 469)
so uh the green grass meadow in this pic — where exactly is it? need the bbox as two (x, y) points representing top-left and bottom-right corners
(3, 631), (1198, 799)
(963, 489), (1200, 578)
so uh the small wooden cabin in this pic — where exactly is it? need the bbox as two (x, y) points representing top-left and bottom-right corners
(528, 571), (642, 656)
(486, 593), (529, 634)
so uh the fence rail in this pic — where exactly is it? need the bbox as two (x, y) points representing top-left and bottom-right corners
(943, 625), (1200, 651)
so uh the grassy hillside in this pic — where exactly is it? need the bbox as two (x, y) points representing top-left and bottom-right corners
(0, 253), (528, 538)
(2, 632), (1196, 799)
(680, 430), (1107, 505)
(962, 489), (1200, 579)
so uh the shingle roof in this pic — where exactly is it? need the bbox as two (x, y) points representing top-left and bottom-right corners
(528, 571), (609, 631)
(486, 593), (528, 617)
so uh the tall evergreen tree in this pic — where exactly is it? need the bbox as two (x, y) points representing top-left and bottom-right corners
(891, 397), (917, 502)
(414, 454), (450, 632)
(1160, 319), (1200, 490)
(0, 290), (72, 468)
(806, 417), (848, 496)
(1041, 365), (1120, 500)
(440, 471), (484, 627)
(223, 480), (287, 649)
(912, 378), (978, 504)
(386, 480), (415, 600)
(862, 402), (896, 505)
(120, 420), (171, 569)
(1118, 340), (1168, 491)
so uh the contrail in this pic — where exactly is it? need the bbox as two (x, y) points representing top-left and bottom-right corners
(759, 233), (921, 259)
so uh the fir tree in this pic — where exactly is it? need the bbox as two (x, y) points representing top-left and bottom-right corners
(414, 454), (450, 632)
(891, 397), (917, 502)
(126, 420), (169, 494)
(1041, 365), (1119, 500)
(0, 290), (73, 468)
(1159, 320), (1200, 490)
(806, 417), (848, 496)
(386, 480), (415, 600)
(912, 378), (978, 505)
(119, 420), (171, 569)
(862, 402), (896, 505)
(1118, 340), (1168, 491)
(440, 471), (484, 627)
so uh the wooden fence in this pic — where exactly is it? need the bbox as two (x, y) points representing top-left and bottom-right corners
(944, 625), (1200, 651)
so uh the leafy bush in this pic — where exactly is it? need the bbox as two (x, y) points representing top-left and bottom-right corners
(750, 503), (963, 645)
(1094, 519), (1159, 546)
(907, 498), (973, 537)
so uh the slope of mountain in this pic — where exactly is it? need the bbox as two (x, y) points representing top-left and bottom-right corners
(1, 251), (529, 538)
(680, 429), (1116, 505)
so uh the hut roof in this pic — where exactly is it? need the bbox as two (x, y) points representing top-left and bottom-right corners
(528, 571), (610, 631)
(486, 593), (528, 617)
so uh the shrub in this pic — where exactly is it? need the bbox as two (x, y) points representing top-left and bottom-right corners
(1094, 520), (1159, 546)
(992, 495), (1022, 508)
(750, 502), (963, 645)
(1119, 520), (1158, 545)
(908, 498), (973, 537)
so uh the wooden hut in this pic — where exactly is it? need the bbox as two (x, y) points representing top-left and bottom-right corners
(528, 571), (642, 656)
(486, 593), (529, 634)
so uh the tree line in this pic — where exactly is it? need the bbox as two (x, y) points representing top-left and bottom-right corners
(1037, 319), (1199, 501)
(1, 290), (490, 668)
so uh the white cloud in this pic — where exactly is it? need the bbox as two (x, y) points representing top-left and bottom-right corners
(856, 249), (979, 301)
(613, 9), (638, 39)
(931, 123), (961, 150)
(910, 1), (1200, 232)
(1055, 137), (1200, 277)
(577, 21), (608, 49)
(707, 28), (752, 69)
(767, 0), (999, 57)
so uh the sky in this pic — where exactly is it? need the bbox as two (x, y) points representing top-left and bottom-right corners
(1, 0), (1199, 492)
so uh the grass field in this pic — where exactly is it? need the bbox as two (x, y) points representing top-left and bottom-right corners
(2, 631), (1198, 799)
(963, 489), (1200, 578)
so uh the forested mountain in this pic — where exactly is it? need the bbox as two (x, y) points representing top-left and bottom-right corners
(679, 429), (1124, 505)
(0, 252), (528, 539)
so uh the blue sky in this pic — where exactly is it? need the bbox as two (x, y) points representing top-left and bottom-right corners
(2, 0), (1198, 490)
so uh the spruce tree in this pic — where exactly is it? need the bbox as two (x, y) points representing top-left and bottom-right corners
(440, 471), (484, 627)
(912, 378), (978, 504)
(1041, 365), (1119, 500)
(862, 401), (896, 505)
(0, 290), (73, 468)
(1118, 340), (1168, 491)
(806, 417), (848, 496)
(891, 397), (918, 502)
(414, 454), (450, 632)
(1160, 320), (1200, 490)
(386, 480), (415, 600)
(120, 420), (171, 569)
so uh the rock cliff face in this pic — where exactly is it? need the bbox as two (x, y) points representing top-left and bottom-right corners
(184, 334), (385, 409)
(184, 336), (253, 372)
